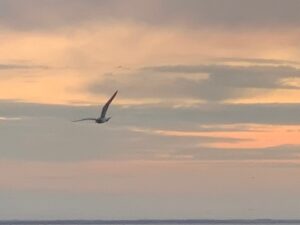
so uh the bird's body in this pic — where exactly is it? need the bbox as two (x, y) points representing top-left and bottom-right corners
(95, 117), (111, 123)
(73, 91), (118, 124)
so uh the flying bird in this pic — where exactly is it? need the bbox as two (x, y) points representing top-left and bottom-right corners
(73, 90), (118, 124)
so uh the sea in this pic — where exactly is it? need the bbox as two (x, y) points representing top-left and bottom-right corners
(0, 220), (300, 225)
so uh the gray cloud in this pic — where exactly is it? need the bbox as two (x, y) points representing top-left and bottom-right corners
(113, 103), (300, 127)
(1, 0), (300, 30)
(2, 100), (300, 162)
(89, 64), (300, 102)
(0, 101), (248, 161)
(2, 101), (300, 128)
(177, 145), (300, 161)
(0, 121), (248, 161)
(1, 101), (300, 161)
(0, 63), (49, 70)
(0, 112), (247, 161)
(214, 57), (300, 66)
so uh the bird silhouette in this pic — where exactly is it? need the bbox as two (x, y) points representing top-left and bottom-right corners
(73, 90), (118, 124)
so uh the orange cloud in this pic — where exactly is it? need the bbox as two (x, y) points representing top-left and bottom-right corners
(227, 89), (300, 104)
(130, 124), (300, 149)
(0, 24), (300, 105)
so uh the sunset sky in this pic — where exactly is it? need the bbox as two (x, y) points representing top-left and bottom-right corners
(1, 0), (300, 220)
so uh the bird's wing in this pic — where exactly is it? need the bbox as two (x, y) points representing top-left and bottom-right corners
(100, 90), (118, 118)
(72, 118), (96, 122)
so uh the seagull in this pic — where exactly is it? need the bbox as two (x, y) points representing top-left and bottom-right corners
(73, 90), (118, 124)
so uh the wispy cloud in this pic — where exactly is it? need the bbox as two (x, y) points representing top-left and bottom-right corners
(0, 63), (50, 70)
(0, 116), (21, 121)
(88, 63), (300, 103)
(214, 57), (300, 66)
(1, 100), (300, 161)
(129, 126), (251, 143)
(1, 0), (300, 30)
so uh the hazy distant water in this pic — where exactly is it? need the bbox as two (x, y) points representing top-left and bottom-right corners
(0, 222), (300, 225)
(0, 223), (299, 225)
(1, 221), (300, 225)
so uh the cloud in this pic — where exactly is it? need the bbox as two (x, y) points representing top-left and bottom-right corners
(1, 113), (299, 161)
(0, 117), (250, 161)
(1, 100), (300, 161)
(1, 0), (300, 30)
(129, 127), (250, 143)
(3, 100), (300, 128)
(0, 116), (21, 121)
(1, 158), (300, 220)
(89, 64), (300, 102)
(214, 57), (300, 66)
(174, 144), (300, 161)
(0, 63), (49, 70)
(143, 64), (300, 89)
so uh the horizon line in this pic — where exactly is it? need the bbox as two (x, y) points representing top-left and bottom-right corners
(1, 219), (300, 224)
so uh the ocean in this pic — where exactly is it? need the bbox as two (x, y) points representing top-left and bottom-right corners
(0, 220), (300, 225)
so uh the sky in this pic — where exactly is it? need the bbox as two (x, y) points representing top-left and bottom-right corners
(1, 0), (300, 220)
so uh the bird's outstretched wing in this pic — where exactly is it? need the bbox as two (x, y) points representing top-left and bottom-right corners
(72, 118), (96, 122)
(100, 90), (118, 118)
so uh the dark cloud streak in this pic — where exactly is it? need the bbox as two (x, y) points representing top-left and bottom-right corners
(89, 64), (300, 101)
(0, 63), (50, 70)
(1, 0), (300, 30)
(2, 101), (300, 128)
